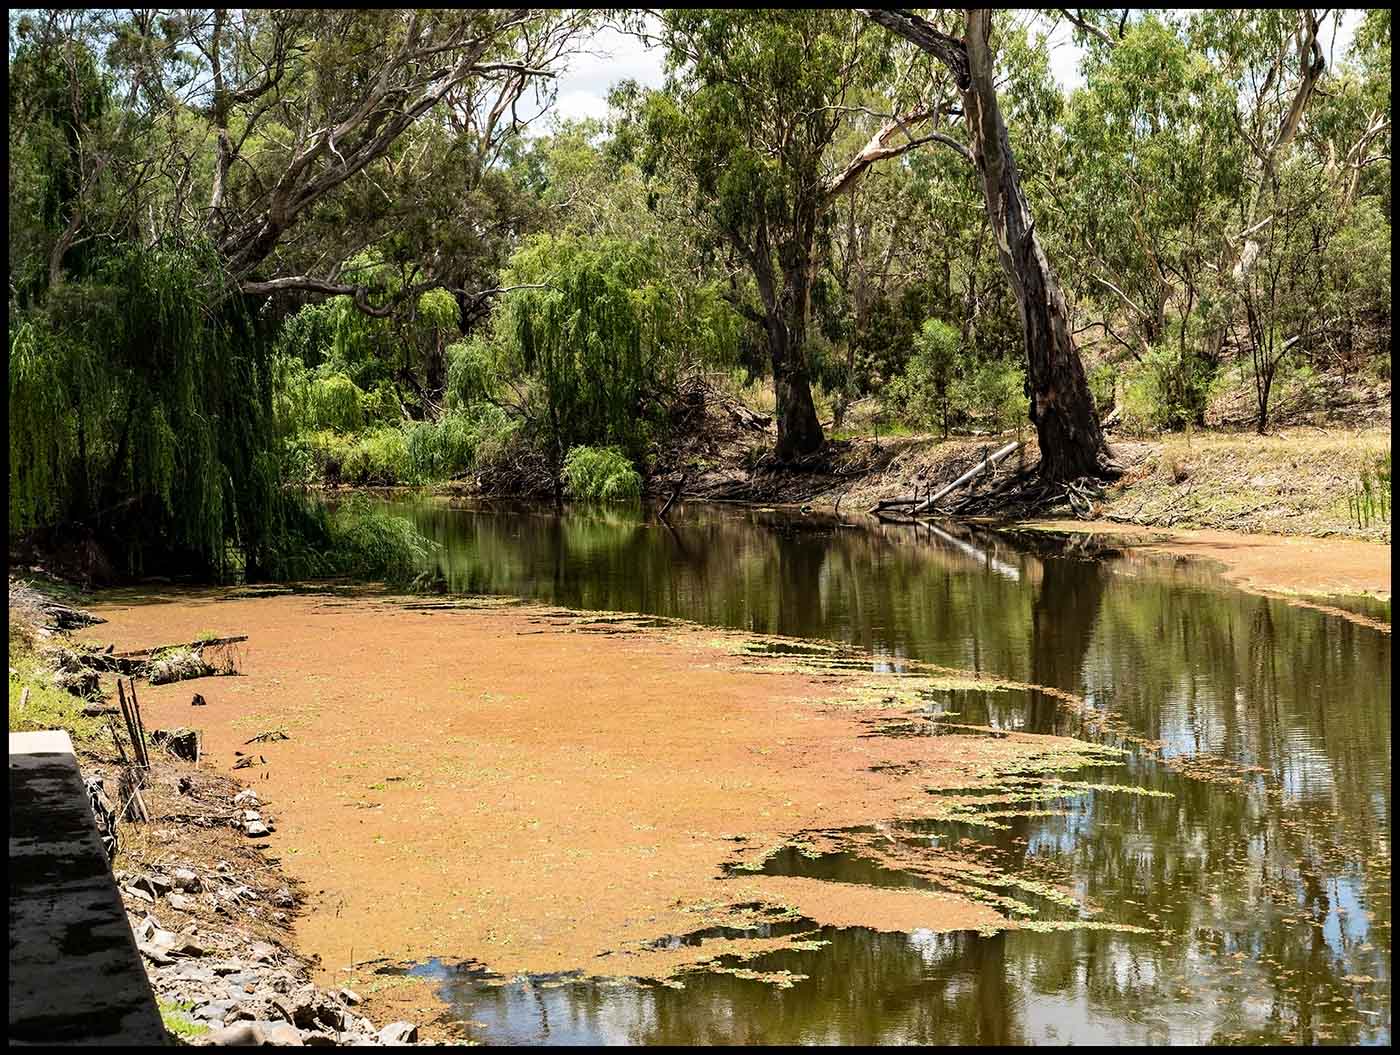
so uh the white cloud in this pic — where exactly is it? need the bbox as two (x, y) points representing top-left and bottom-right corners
(534, 21), (666, 132)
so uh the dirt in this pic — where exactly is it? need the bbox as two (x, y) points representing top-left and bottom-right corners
(1016, 520), (1391, 613)
(78, 593), (1126, 1036)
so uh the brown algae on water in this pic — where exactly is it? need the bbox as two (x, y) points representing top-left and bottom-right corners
(80, 592), (1164, 997)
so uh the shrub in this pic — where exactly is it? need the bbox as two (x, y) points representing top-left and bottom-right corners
(308, 373), (365, 432)
(360, 381), (403, 425)
(327, 495), (435, 581)
(445, 338), (501, 410)
(952, 358), (1026, 432)
(890, 319), (959, 435)
(562, 445), (642, 502)
(341, 427), (409, 486)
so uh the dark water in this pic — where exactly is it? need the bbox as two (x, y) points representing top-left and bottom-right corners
(368, 496), (1390, 1045)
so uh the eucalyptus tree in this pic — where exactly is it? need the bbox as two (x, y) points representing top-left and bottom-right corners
(860, 8), (1109, 482)
(641, 9), (952, 460)
(1061, 13), (1244, 425)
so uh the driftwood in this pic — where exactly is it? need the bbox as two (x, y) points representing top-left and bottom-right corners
(243, 730), (289, 745)
(869, 441), (1022, 516)
(111, 635), (248, 661)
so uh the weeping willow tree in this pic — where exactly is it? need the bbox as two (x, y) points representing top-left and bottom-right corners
(499, 232), (740, 491)
(9, 242), (289, 580)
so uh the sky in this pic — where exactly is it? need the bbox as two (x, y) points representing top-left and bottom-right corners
(538, 10), (1367, 132)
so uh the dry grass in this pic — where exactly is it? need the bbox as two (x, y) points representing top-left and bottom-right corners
(1101, 426), (1391, 541)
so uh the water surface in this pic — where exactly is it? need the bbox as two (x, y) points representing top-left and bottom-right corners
(366, 496), (1390, 1045)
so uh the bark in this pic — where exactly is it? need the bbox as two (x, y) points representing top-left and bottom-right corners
(862, 8), (1108, 481)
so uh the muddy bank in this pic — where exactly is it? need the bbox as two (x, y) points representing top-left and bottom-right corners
(80, 594), (1144, 1037)
(1011, 520), (1391, 618)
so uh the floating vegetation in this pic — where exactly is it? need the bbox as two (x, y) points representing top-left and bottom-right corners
(708, 967), (809, 988)
(1013, 919), (1155, 934)
(1164, 752), (1270, 786)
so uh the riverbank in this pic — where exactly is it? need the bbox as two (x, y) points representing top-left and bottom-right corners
(635, 422), (1393, 544)
(77, 593), (1147, 1041)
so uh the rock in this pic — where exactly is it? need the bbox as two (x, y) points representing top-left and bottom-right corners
(137, 942), (175, 966)
(123, 882), (156, 903)
(179, 775), (194, 794)
(217, 861), (232, 873)
(174, 867), (204, 892)
(300, 1033), (338, 1047)
(244, 821), (272, 837)
(210, 961), (243, 976)
(378, 1022), (418, 1045)
(337, 988), (363, 1007)
(196, 1000), (236, 1022)
(204, 1020), (304, 1046)
(167, 893), (196, 912)
(249, 942), (277, 964)
(272, 887), (295, 908)
(234, 788), (261, 807)
(192, 693), (207, 706)
(133, 914), (160, 941)
(241, 809), (263, 823)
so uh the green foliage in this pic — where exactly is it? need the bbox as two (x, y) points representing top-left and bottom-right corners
(951, 359), (1028, 433)
(562, 446), (642, 502)
(340, 428), (410, 486)
(888, 319), (960, 435)
(499, 232), (732, 466)
(326, 494), (435, 581)
(445, 337), (501, 410)
(359, 381), (403, 426)
(308, 373), (365, 432)
(8, 242), (286, 580)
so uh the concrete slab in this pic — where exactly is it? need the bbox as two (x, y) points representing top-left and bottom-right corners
(9, 731), (168, 1045)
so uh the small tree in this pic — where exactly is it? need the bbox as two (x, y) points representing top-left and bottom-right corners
(904, 319), (960, 436)
(1235, 162), (1336, 433)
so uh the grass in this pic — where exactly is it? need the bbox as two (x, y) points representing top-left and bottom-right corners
(1105, 426), (1392, 540)
(159, 999), (211, 1042)
(7, 613), (101, 742)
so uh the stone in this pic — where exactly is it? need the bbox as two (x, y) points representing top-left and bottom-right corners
(196, 1000), (235, 1022)
(378, 1022), (418, 1045)
(173, 867), (204, 892)
(167, 893), (196, 912)
(233, 788), (261, 807)
(249, 941), (277, 964)
(192, 693), (207, 706)
(301, 1033), (338, 1047)
(337, 988), (363, 1007)
(244, 821), (271, 838)
(204, 1020), (304, 1046)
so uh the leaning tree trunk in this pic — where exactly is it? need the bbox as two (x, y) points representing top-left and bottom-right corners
(861, 8), (1108, 482)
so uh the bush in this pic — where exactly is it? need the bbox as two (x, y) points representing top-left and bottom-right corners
(308, 373), (365, 432)
(562, 445), (642, 502)
(341, 427), (410, 486)
(445, 338), (501, 410)
(360, 381), (403, 425)
(889, 319), (959, 434)
(327, 494), (434, 581)
(952, 359), (1026, 432)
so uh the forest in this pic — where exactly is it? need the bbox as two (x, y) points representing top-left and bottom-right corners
(8, 8), (1391, 580)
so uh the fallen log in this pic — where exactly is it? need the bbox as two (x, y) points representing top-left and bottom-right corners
(111, 635), (248, 661)
(912, 441), (1022, 515)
